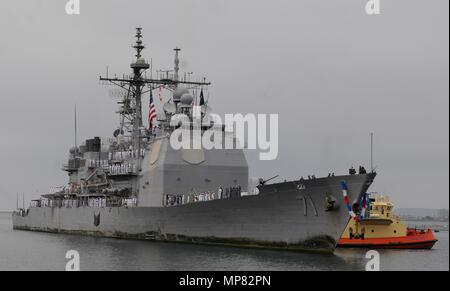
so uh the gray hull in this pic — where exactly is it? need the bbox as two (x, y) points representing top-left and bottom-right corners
(12, 173), (375, 253)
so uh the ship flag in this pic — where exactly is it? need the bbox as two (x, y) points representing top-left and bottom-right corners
(199, 89), (205, 106)
(148, 90), (157, 130)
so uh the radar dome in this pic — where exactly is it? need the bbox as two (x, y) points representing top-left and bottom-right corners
(173, 87), (189, 101)
(136, 58), (146, 64)
(181, 93), (194, 105)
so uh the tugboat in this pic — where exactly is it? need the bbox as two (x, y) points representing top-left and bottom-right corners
(337, 193), (438, 249)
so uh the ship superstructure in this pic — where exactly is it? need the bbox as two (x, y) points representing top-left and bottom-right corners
(57, 28), (247, 208)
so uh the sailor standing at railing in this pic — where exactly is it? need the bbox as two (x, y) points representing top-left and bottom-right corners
(218, 187), (223, 199)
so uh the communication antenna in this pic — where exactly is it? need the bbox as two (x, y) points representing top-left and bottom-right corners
(157, 69), (174, 80)
(370, 132), (374, 173)
(150, 58), (153, 79)
(174, 47), (181, 81)
(108, 88), (129, 99)
(16, 193), (19, 210)
(22, 193), (25, 210)
(74, 104), (78, 149)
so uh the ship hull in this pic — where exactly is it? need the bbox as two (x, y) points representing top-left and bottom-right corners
(12, 173), (375, 253)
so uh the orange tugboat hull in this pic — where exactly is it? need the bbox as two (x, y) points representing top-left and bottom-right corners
(337, 229), (438, 249)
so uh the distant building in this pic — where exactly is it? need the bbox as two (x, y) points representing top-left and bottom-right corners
(396, 208), (449, 222)
(436, 209), (449, 220)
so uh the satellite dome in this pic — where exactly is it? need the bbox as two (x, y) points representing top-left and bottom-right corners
(180, 93), (193, 105)
(69, 147), (78, 154)
(113, 128), (124, 138)
(173, 87), (189, 101)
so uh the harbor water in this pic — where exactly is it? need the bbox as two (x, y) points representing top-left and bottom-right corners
(0, 212), (448, 271)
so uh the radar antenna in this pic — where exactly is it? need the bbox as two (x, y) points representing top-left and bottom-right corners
(99, 28), (212, 148)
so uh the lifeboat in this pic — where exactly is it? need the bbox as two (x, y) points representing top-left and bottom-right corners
(337, 193), (438, 249)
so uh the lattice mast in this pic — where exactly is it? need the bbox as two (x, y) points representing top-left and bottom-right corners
(99, 28), (211, 147)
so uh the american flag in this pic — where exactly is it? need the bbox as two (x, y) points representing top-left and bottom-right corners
(148, 90), (157, 130)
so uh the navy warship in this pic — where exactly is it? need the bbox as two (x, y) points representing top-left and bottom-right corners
(12, 28), (376, 253)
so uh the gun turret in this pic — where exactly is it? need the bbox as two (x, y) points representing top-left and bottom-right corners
(258, 175), (279, 186)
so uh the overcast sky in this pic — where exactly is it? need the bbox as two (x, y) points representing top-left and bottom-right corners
(0, 0), (448, 210)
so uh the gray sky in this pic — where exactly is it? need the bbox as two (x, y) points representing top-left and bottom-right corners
(0, 0), (448, 210)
